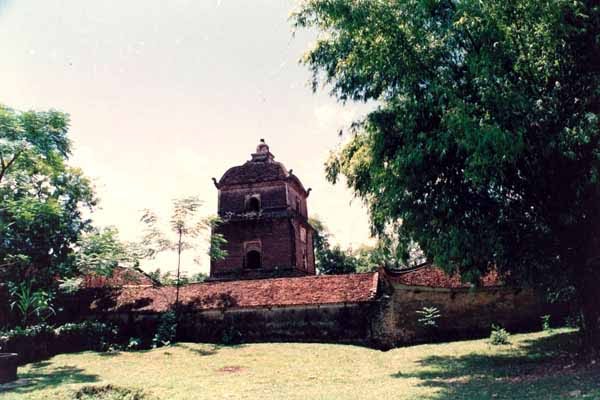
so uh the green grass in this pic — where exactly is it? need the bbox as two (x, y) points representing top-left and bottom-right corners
(1, 329), (598, 400)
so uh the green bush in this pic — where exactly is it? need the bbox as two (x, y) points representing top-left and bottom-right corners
(489, 324), (511, 345)
(0, 324), (55, 362)
(152, 311), (177, 348)
(55, 321), (118, 352)
(73, 384), (150, 400)
(541, 315), (552, 331)
(0, 321), (118, 364)
(127, 337), (142, 351)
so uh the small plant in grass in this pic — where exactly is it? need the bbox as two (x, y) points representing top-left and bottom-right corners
(152, 311), (177, 348)
(127, 337), (142, 351)
(541, 314), (552, 331)
(416, 306), (441, 329)
(489, 324), (510, 345)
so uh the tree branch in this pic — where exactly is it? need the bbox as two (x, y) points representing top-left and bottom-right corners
(0, 150), (22, 184)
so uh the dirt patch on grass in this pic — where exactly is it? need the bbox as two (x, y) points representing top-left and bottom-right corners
(216, 366), (246, 373)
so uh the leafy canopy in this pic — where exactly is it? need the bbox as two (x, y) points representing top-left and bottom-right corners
(0, 104), (96, 288)
(294, 0), (600, 286)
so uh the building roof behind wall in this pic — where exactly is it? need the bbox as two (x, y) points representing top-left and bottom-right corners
(90, 272), (379, 313)
(383, 264), (501, 288)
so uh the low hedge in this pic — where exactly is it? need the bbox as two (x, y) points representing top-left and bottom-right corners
(0, 321), (118, 364)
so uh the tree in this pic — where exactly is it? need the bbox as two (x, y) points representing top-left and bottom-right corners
(294, 1), (600, 351)
(140, 196), (226, 312)
(0, 105), (96, 322)
(318, 245), (360, 275)
(310, 215), (360, 274)
(74, 227), (140, 276)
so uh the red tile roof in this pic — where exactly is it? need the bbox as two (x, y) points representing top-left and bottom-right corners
(90, 272), (379, 313)
(384, 265), (501, 288)
(82, 267), (154, 289)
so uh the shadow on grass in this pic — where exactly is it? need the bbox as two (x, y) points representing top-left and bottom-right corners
(176, 343), (246, 357)
(391, 331), (600, 400)
(4, 365), (99, 394)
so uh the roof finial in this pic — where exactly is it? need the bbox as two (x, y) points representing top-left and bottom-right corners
(252, 139), (274, 162)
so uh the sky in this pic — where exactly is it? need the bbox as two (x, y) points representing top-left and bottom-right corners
(0, 0), (373, 276)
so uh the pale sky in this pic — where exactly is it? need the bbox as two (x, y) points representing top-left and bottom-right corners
(0, 0), (373, 276)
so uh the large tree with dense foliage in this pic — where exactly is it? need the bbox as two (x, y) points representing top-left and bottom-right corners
(0, 105), (96, 285)
(294, 0), (600, 350)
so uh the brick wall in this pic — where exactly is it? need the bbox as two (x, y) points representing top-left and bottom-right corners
(54, 274), (569, 350)
(94, 303), (374, 346)
(370, 281), (569, 349)
(211, 218), (303, 278)
(219, 184), (288, 214)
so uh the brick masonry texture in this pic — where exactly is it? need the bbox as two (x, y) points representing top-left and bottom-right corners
(210, 141), (315, 280)
(369, 267), (568, 348)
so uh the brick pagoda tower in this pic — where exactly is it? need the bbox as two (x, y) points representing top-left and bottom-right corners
(209, 139), (315, 280)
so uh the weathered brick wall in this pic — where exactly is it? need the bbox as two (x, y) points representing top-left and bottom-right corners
(219, 183), (288, 214)
(291, 219), (315, 273)
(212, 218), (296, 277)
(370, 282), (569, 349)
(287, 183), (308, 218)
(54, 276), (569, 350)
(100, 303), (373, 346)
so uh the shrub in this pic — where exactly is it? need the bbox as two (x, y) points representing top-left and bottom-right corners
(541, 314), (552, 331)
(55, 321), (118, 352)
(73, 384), (150, 400)
(152, 311), (177, 348)
(0, 324), (55, 363)
(127, 337), (142, 351)
(489, 324), (511, 345)
(0, 321), (118, 364)
(416, 306), (441, 329)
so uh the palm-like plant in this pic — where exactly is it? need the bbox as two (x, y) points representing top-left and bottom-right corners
(9, 281), (55, 326)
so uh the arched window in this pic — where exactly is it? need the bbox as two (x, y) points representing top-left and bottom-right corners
(247, 196), (260, 212)
(246, 250), (261, 269)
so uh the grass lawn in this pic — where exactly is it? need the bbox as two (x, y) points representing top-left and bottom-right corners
(1, 328), (598, 400)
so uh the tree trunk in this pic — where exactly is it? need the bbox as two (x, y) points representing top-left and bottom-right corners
(175, 230), (182, 313)
(577, 217), (600, 357)
(578, 262), (600, 356)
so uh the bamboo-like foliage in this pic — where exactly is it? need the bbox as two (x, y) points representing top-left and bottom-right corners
(139, 196), (227, 313)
